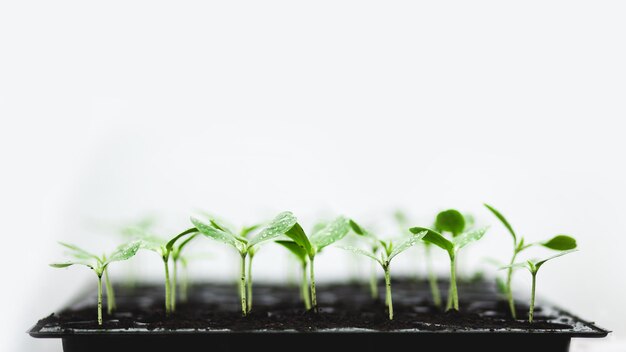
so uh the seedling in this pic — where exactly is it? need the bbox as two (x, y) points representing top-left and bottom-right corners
(341, 220), (427, 320)
(484, 203), (578, 319)
(282, 216), (350, 312)
(501, 249), (577, 322)
(410, 211), (488, 311)
(192, 213), (262, 310)
(275, 240), (312, 310)
(138, 227), (199, 315)
(170, 233), (199, 311)
(191, 211), (297, 316)
(395, 210), (442, 308)
(50, 241), (141, 325)
(344, 219), (381, 299)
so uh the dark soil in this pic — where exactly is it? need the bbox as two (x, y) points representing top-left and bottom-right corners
(34, 279), (572, 332)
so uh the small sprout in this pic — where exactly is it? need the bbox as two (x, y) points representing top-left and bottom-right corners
(191, 211), (297, 316)
(349, 219), (381, 299)
(394, 211), (442, 308)
(341, 220), (427, 320)
(484, 203), (577, 319)
(410, 218), (488, 311)
(275, 240), (311, 310)
(138, 227), (199, 315)
(501, 249), (577, 322)
(283, 216), (350, 312)
(170, 232), (199, 311)
(50, 241), (141, 325)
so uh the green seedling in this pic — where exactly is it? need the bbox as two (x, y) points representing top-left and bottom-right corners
(191, 211), (297, 316)
(50, 241), (141, 325)
(410, 216), (488, 311)
(341, 220), (427, 320)
(348, 219), (382, 299)
(176, 252), (214, 303)
(139, 227), (199, 315)
(281, 216), (350, 312)
(193, 213), (262, 309)
(501, 249), (577, 322)
(275, 240), (312, 310)
(170, 233), (199, 311)
(395, 210), (442, 308)
(484, 203), (577, 319)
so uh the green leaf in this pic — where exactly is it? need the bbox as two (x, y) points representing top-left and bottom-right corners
(311, 221), (328, 234)
(248, 211), (298, 247)
(166, 227), (199, 251)
(379, 240), (393, 257)
(285, 222), (313, 256)
(50, 261), (95, 270)
(275, 240), (308, 263)
(191, 217), (241, 251)
(195, 212), (236, 235)
(106, 240), (141, 264)
(484, 203), (517, 243)
(240, 224), (262, 238)
(209, 219), (234, 235)
(310, 216), (350, 251)
(337, 246), (382, 265)
(435, 209), (466, 237)
(389, 230), (427, 261)
(498, 262), (528, 271)
(535, 249), (578, 270)
(58, 242), (100, 261)
(139, 236), (166, 254)
(453, 227), (488, 249)
(410, 227), (454, 254)
(541, 235), (577, 251)
(174, 232), (199, 259)
(349, 219), (366, 235)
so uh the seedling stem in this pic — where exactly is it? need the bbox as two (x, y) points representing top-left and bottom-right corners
(240, 253), (248, 317)
(425, 245), (441, 308)
(309, 255), (317, 312)
(383, 264), (393, 320)
(530, 272), (537, 323)
(247, 254), (254, 313)
(97, 275), (103, 325)
(104, 268), (116, 314)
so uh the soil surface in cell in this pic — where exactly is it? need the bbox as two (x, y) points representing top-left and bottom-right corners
(34, 279), (572, 332)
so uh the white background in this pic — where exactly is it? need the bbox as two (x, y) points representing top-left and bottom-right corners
(1, 1), (625, 351)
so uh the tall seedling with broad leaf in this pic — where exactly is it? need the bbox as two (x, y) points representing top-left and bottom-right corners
(484, 204), (578, 319)
(501, 250), (577, 322)
(191, 211), (297, 316)
(50, 241), (141, 325)
(410, 210), (488, 311)
(138, 227), (199, 315)
(341, 220), (427, 319)
(281, 216), (350, 312)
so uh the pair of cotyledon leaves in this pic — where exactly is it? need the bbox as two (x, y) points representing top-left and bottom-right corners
(483, 204), (577, 251)
(340, 220), (428, 266)
(275, 216), (352, 262)
(191, 211), (302, 255)
(50, 240), (142, 276)
(483, 203), (578, 272)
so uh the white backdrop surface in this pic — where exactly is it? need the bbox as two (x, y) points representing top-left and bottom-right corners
(1, 1), (625, 351)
